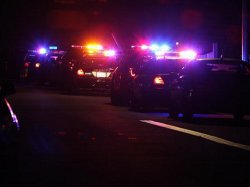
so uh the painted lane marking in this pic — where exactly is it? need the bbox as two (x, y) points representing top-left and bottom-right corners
(140, 120), (250, 152)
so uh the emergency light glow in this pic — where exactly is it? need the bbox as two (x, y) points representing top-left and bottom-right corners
(38, 48), (47, 54)
(179, 50), (197, 59)
(154, 50), (165, 57)
(49, 46), (58, 50)
(141, 45), (149, 50)
(86, 44), (103, 50)
(103, 50), (116, 57)
(150, 44), (159, 51)
(161, 44), (171, 51)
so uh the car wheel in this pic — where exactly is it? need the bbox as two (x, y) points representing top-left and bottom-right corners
(130, 92), (141, 111)
(130, 88), (151, 112)
(63, 75), (77, 94)
(168, 89), (182, 119)
(182, 94), (194, 122)
(63, 80), (73, 94)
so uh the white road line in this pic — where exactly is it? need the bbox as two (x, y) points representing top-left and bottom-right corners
(140, 120), (250, 152)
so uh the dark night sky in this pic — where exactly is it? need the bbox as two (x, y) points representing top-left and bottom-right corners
(0, 0), (248, 57)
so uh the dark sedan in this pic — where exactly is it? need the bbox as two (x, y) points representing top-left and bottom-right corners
(58, 47), (118, 93)
(168, 58), (250, 121)
(111, 49), (188, 110)
(130, 58), (187, 110)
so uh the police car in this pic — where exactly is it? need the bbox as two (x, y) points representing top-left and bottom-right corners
(20, 49), (47, 80)
(111, 45), (196, 110)
(168, 58), (250, 121)
(59, 45), (118, 93)
(20, 47), (66, 84)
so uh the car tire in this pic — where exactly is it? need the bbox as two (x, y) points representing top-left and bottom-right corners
(168, 89), (182, 119)
(63, 80), (73, 94)
(130, 92), (141, 111)
(182, 94), (194, 122)
(130, 87), (151, 112)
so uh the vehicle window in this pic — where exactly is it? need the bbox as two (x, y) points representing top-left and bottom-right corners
(139, 59), (185, 74)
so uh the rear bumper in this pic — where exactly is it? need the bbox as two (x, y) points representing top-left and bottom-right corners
(136, 87), (169, 107)
(75, 76), (112, 89)
(189, 91), (250, 114)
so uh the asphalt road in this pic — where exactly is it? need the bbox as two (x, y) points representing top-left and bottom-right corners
(2, 85), (250, 187)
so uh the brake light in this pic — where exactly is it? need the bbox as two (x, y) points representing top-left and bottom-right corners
(154, 76), (164, 85)
(77, 69), (84, 76)
(35, 63), (40, 68)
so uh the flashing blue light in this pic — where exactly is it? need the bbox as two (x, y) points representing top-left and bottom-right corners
(38, 48), (47, 54)
(49, 46), (58, 50)
(161, 44), (171, 51)
(150, 44), (159, 51)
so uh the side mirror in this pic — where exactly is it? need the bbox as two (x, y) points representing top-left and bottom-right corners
(0, 80), (16, 96)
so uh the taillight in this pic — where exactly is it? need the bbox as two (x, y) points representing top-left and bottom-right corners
(77, 69), (84, 76)
(35, 63), (40, 68)
(154, 76), (164, 85)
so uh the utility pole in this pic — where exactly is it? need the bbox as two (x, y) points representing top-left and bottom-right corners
(242, 0), (248, 62)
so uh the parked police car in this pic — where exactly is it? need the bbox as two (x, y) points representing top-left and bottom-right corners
(20, 51), (47, 81)
(110, 48), (190, 110)
(20, 48), (66, 85)
(168, 58), (250, 121)
(130, 58), (187, 110)
(59, 46), (118, 93)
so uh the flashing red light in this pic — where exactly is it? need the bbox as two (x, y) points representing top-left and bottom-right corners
(77, 69), (84, 76)
(154, 76), (164, 85)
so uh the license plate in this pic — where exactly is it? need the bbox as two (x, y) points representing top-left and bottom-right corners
(96, 72), (108, 78)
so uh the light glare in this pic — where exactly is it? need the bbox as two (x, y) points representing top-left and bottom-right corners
(180, 50), (197, 59)
(104, 50), (116, 57)
(38, 48), (47, 54)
